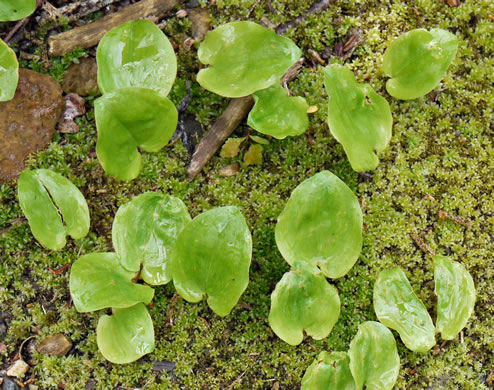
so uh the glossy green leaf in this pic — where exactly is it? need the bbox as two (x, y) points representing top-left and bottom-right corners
(275, 171), (362, 279)
(374, 267), (436, 352)
(112, 192), (191, 285)
(171, 206), (252, 316)
(97, 303), (154, 364)
(0, 0), (36, 21)
(269, 262), (340, 346)
(197, 21), (301, 98)
(434, 256), (476, 340)
(324, 64), (392, 172)
(95, 87), (178, 181)
(97, 20), (177, 97)
(247, 83), (308, 139)
(302, 351), (356, 390)
(383, 28), (458, 100)
(0, 39), (18, 101)
(70, 253), (154, 313)
(348, 321), (400, 390)
(17, 169), (90, 251)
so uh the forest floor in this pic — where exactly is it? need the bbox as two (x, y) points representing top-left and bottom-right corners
(0, 0), (493, 389)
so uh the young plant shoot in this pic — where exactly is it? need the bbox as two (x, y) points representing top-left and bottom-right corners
(434, 256), (476, 340)
(0, 0), (36, 21)
(112, 192), (191, 285)
(0, 39), (18, 101)
(247, 83), (309, 139)
(348, 321), (400, 390)
(268, 262), (340, 345)
(324, 64), (392, 172)
(275, 171), (363, 279)
(171, 206), (252, 317)
(95, 20), (178, 180)
(373, 267), (436, 353)
(383, 28), (458, 100)
(17, 169), (90, 251)
(197, 21), (301, 98)
(301, 352), (355, 390)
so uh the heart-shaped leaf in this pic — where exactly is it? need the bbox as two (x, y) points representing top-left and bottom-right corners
(17, 169), (90, 250)
(383, 28), (458, 100)
(373, 267), (436, 352)
(70, 252), (154, 312)
(348, 321), (400, 390)
(247, 83), (309, 139)
(0, 39), (18, 101)
(95, 87), (178, 181)
(434, 256), (476, 340)
(324, 64), (392, 172)
(171, 206), (252, 316)
(275, 171), (363, 279)
(97, 303), (154, 364)
(112, 192), (191, 285)
(269, 262), (340, 346)
(302, 351), (356, 390)
(197, 21), (301, 98)
(0, 0), (36, 21)
(97, 20), (177, 97)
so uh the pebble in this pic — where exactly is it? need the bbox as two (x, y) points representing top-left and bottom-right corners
(36, 334), (72, 356)
(6, 360), (29, 378)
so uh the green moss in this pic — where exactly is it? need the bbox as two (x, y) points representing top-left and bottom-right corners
(1, 0), (493, 388)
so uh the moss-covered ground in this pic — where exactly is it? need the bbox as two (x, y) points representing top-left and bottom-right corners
(1, 0), (493, 388)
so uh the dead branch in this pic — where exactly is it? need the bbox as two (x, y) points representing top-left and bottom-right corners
(47, 0), (179, 57)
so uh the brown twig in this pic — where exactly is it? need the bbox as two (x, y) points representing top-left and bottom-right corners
(48, 0), (179, 56)
(410, 232), (436, 256)
(437, 210), (473, 228)
(276, 0), (334, 35)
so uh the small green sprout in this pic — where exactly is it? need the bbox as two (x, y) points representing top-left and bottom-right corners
(247, 83), (309, 139)
(17, 169), (90, 251)
(0, 0), (36, 21)
(97, 19), (177, 97)
(434, 256), (476, 340)
(171, 206), (252, 317)
(383, 28), (458, 100)
(268, 262), (340, 346)
(348, 321), (400, 390)
(324, 64), (392, 172)
(112, 192), (191, 286)
(95, 20), (178, 181)
(0, 39), (18, 102)
(373, 267), (436, 352)
(301, 351), (355, 390)
(197, 21), (301, 98)
(96, 303), (154, 364)
(275, 171), (363, 279)
(69, 252), (154, 312)
(95, 87), (178, 181)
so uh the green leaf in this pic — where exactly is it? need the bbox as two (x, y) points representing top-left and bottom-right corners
(220, 137), (246, 158)
(275, 171), (362, 279)
(268, 262), (340, 346)
(97, 20), (177, 97)
(243, 144), (263, 165)
(0, 39), (19, 101)
(197, 21), (301, 98)
(95, 87), (178, 181)
(70, 253), (154, 312)
(171, 206), (252, 316)
(434, 256), (476, 340)
(249, 135), (270, 145)
(0, 0), (36, 21)
(383, 28), (458, 100)
(302, 351), (356, 390)
(373, 267), (436, 352)
(112, 192), (191, 285)
(323, 64), (392, 172)
(97, 303), (154, 364)
(248, 83), (308, 139)
(348, 321), (400, 390)
(17, 169), (90, 251)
